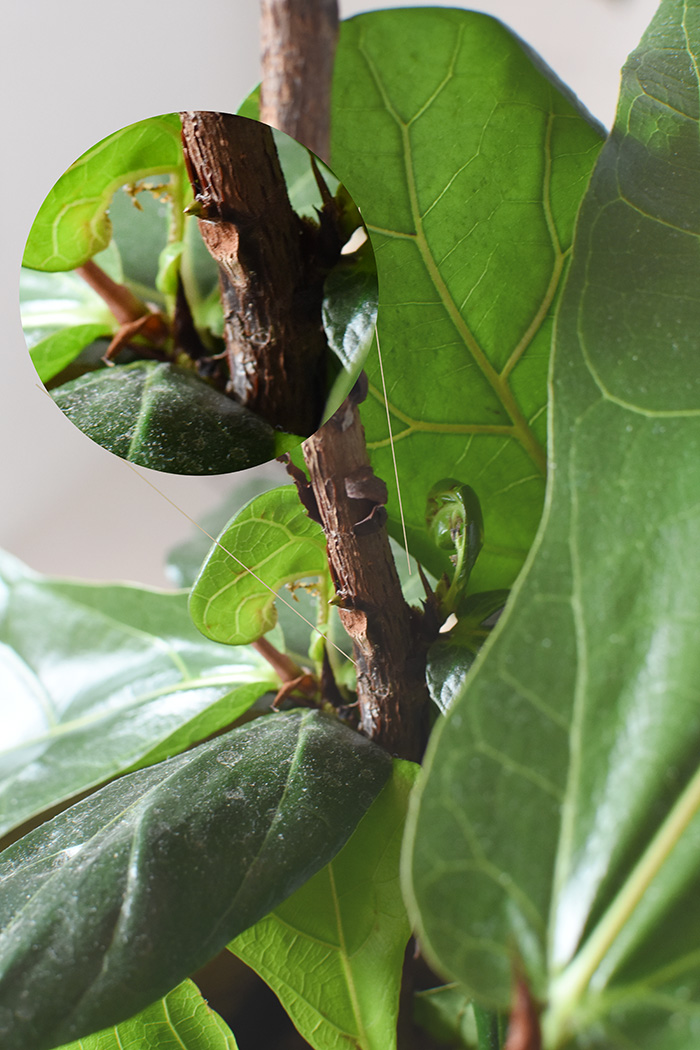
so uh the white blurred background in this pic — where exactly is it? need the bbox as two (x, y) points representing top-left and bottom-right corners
(1, 0), (658, 587)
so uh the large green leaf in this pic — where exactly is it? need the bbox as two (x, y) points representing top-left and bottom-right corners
(56, 980), (237, 1050)
(330, 9), (604, 591)
(0, 550), (277, 838)
(52, 362), (277, 474)
(23, 114), (185, 272)
(404, 3), (700, 1047)
(0, 709), (391, 1050)
(189, 486), (330, 646)
(230, 759), (418, 1050)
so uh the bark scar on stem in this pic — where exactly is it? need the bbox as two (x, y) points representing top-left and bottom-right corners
(279, 454), (323, 525)
(179, 110), (342, 435)
(302, 396), (431, 761)
(261, 1), (432, 762)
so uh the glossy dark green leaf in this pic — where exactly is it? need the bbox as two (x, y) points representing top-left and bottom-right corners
(189, 486), (329, 646)
(0, 549), (276, 837)
(0, 709), (391, 1050)
(426, 590), (508, 715)
(323, 238), (378, 418)
(23, 114), (185, 272)
(330, 9), (604, 591)
(56, 980), (237, 1050)
(405, 3), (700, 1046)
(51, 361), (276, 474)
(230, 760), (418, 1050)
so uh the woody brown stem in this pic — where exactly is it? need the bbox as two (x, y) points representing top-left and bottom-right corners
(302, 395), (430, 762)
(504, 978), (542, 1050)
(260, 0), (431, 761)
(180, 111), (337, 435)
(252, 637), (305, 683)
(76, 259), (151, 325)
(260, 0), (338, 161)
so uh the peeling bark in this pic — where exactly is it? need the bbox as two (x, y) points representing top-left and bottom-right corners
(180, 111), (340, 436)
(302, 388), (431, 762)
(260, 0), (338, 161)
(259, 0), (433, 761)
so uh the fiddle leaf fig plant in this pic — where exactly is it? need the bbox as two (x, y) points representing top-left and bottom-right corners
(20, 113), (376, 468)
(3, 2), (699, 1049)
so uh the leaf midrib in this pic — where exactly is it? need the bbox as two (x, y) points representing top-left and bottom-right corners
(546, 760), (700, 1043)
(358, 27), (557, 476)
(0, 670), (273, 762)
(328, 861), (371, 1050)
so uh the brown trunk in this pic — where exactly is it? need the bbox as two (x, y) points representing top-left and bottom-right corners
(302, 389), (430, 762)
(180, 111), (337, 436)
(504, 979), (542, 1050)
(259, 1), (432, 761)
(77, 259), (150, 325)
(260, 0), (338, 161)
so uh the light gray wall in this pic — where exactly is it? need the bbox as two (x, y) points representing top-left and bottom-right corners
(1, 0), (657, 586)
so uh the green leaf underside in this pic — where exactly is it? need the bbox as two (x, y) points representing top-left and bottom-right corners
(189, 486), (329, 646)
(0, 549), (277, 838)
(230, 759), (419, 1050)
(19, 262), (119, 350)
(22, 114), (184, 272)
(55, 980), (237, 1050)
(330, 9), (603, 591)
(271, 128), (339, 219)
(51, 362), (277, 475)
(166, 477), (279, 588)
(30, 323), (114, 383)
(405, 3), (700, 1047)
(0, 710), (391, 1050)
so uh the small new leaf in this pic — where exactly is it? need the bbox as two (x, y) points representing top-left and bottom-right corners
(189, 485), (330, 646)
(426, 479), (484, 614)
(23, 114), (186, 272)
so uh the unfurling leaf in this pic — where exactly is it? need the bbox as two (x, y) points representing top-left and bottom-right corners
(427, 479), (484, 612)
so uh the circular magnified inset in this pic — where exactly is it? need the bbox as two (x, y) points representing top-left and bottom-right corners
(20, 111), (377, 475)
